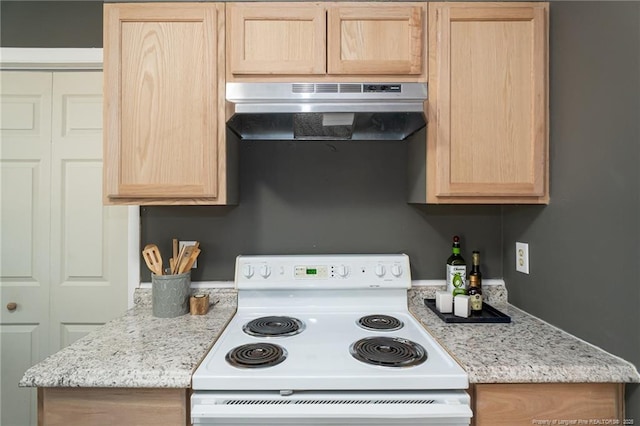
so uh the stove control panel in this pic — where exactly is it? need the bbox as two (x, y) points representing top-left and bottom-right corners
(235, 254), (411, 289)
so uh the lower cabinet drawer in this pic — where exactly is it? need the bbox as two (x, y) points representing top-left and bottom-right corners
(471, 383), (624, 426)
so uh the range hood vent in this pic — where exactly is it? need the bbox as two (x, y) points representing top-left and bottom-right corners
(226, 82), (427, 141)
(291, 83), (365, 94)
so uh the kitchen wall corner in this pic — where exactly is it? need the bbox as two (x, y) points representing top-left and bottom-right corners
(502, 2), (640, 417)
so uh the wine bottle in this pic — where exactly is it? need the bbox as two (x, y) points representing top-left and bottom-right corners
(468, 251), (483, 313)
(446, 236), (467, 298)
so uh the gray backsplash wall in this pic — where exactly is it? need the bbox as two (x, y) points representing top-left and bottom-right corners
(502, 2), (640, 417)
(141, 138), (503, 281)
(0, 1), (102, 48)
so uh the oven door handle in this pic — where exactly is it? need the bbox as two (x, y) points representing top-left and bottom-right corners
(192, 402), (472, 424)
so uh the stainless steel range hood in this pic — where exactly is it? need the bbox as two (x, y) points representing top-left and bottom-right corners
(226, 82), (427, 141)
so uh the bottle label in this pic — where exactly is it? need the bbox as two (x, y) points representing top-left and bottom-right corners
(446, 265), (466, 295)
(469, 275), (481, 288)
(470, 294), (483, 311)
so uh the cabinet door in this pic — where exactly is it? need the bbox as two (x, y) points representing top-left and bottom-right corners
(472, 383), (624, 426)
(427, 3), (548, 203)
(327, 4), (425, 75)
(39, 388), (189, 426)
(104, 4), (222, 202)
(227, 3), (326, 75)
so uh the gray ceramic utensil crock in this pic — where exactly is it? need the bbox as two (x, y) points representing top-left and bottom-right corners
(151, 271), (191, 318)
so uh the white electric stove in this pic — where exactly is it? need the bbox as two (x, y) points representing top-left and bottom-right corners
(191, 254), (471, 425)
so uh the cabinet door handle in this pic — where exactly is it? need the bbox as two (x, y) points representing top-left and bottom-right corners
(6, 302), (17, 311)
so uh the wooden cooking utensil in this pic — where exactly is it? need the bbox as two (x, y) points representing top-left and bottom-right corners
(176, 245), (198, 275)
(179, 247), (201, 274)
(172, 238), (178, 264)
(142, 244), (163, 275)
(173, 244), (187, 274)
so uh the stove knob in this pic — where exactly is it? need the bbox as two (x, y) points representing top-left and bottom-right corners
(391, 264), (403, 277)
(337, 265), (349, 278)
(259, 265), (271, 278)
(374, 264), (386, 277)
(242, 264), (254, 278)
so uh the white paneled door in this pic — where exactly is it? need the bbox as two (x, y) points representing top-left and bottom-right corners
(0, 71), (128, 426)
(48, 72), (128, 350)
(0, 71), (52, 426)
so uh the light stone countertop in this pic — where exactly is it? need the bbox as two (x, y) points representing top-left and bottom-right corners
(19, 289), (237, 388)
(408, 287), (640, 384)
(19, 285), (639, 388)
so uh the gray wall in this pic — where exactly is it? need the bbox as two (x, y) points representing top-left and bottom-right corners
(141, 138), (503, 281)
(502, 2), (640, 418)
(0, 1), (103, 48)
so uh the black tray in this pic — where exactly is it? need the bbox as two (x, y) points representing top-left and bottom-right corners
(424, 298), (511, 323)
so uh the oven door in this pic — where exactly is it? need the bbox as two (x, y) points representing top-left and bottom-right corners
(191, 390), (472, 425)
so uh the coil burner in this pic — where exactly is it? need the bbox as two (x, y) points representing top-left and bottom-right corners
(225, 343), (287, 368)
(357, 314), (404, 331)
(350, 337), (427, 368)
(242, 316), (305, 337)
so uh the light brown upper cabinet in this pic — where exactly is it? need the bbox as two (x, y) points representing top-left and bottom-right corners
(327, 5), (424, 75)
(226, 3), (326, 75)
(103, 3), (235, 205)
(226, 2), (427, 81)
(424, 2), (549, 204)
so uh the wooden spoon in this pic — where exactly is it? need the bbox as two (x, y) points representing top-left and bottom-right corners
(176, 245), (198, 274)
(142, 244), (163, 275)
(179, 248), (201, 274)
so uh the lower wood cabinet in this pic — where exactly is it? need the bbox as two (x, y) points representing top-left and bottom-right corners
(38, 388), (189, 426)
(471, 383), (625, 426)
(36, 383), (626, 425)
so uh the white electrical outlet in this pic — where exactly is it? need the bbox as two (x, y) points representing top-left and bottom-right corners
(179, 241), (198, 268)
(516, 242), (529, 274)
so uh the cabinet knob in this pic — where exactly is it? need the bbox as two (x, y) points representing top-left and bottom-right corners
(6, 302), (17, 311)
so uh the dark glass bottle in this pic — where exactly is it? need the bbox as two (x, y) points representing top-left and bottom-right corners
(446, 236), (466, 297)
(468, 251), (483, 312)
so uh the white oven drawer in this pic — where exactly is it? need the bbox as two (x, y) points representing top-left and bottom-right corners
(191, 390), (471, 425)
